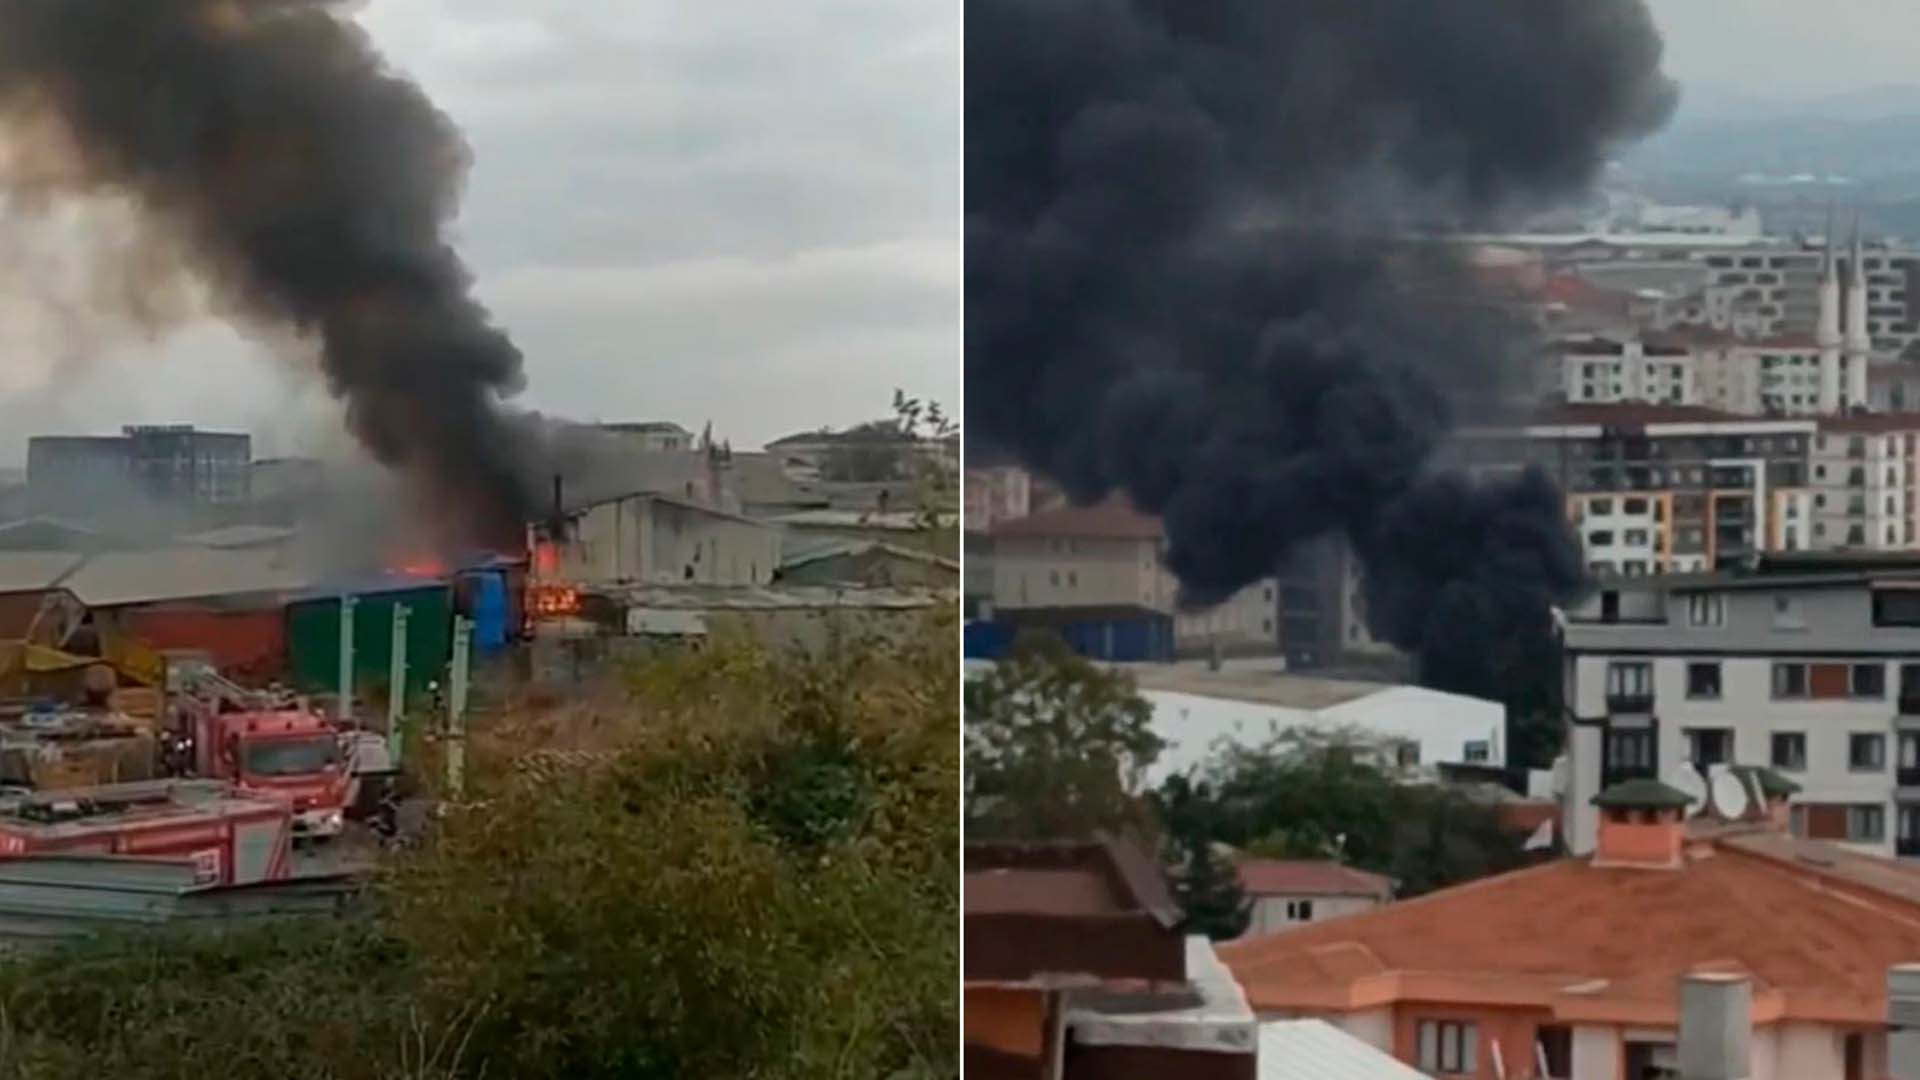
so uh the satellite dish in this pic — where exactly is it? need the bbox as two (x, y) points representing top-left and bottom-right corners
(1710, 766), (1751, 820)
(1665, 766), (1708, 817)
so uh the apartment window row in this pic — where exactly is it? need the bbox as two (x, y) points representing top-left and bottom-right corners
(1283, 900), (1314, 921)
(1685, 729), (1920, 777)
(1770, 661), (1887, 701)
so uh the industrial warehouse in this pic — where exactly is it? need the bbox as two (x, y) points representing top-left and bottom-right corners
(0, 420), (956, 940)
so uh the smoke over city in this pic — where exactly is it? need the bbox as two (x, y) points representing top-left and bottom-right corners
(967, 0), (1676, 695)
(0, 0), (536, 548)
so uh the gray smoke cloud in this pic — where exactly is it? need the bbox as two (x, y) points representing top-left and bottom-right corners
(967, 0), (1676, 696)
(0, 0), (538, 549)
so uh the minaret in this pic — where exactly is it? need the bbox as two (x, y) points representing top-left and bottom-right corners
(1818, 210), (1843, 413)
(1846, 219), (1872, 408)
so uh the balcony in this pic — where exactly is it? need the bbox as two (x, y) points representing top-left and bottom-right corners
(1606, 693), (1655, 715)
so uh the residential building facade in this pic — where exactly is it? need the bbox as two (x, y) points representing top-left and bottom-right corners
(1808, 415), (1920, 552)
(1454, 406), (1815, 577)
(1222, 776), (1920, 1080)
(1559, 554), (1920, 860)
(28, 426), (250, 521)
(1235, 859), (1393, 938)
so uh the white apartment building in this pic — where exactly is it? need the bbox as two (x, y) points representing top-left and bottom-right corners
(1808, 415), (1920, 552)
(1560, 553), (1920, 860)
(1557, 337), (1699, 406)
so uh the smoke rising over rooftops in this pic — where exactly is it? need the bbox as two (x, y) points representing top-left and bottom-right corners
(967, 0), (1676, 696)
(0, 0), (540, 548)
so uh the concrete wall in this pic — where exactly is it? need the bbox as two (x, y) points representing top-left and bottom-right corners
(1174, 578), (1277, 657)
(555, 495), (778, 588)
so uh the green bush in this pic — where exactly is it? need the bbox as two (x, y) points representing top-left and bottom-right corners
(0, 613), (959, 1080)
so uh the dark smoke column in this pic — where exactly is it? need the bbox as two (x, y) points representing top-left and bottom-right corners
(0, 0), (533, 547)
(967, 0), (1675, 697)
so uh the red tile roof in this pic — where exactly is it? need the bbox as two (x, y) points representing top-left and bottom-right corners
(1221, 828), (1920, 1025)
(1237, 859), (1394, 900)
(987, 495), (1164, 541)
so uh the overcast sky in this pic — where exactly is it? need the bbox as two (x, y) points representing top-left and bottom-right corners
(0, 0), (958, 461)
(1647, 0), (1920, 101)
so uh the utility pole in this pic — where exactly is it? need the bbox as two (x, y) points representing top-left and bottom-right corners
(336, 594), (358, 725)
(387, 605), (410, 764)
(446, 616), (472, 798)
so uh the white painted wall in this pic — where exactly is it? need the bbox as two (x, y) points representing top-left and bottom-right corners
(1572, 1024), (1619, 1080)
(991, 535), (1175, 612)
(1776, 1022), (1842, 1079)
(1141, 685), (1505, 786)
(1331, 1007), (1393, 1053)
(1243, 893), (1380, 937)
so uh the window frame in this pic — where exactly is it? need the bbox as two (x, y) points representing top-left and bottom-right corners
(1851, 733), (1888, 773)
(1771, 732), (1808, 772)
(1417, 1020), (1478, 1076)
(1848, 804), (1887, 842)
(1685, 661), (1722, 700)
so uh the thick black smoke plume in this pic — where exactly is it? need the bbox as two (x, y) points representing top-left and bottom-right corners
(0, 0), (533, 547)
(967, 0), (1676, 696)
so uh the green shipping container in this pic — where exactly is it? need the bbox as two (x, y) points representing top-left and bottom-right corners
(284, 585), (453, 706)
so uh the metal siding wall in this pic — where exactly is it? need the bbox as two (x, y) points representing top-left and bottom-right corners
(285, 586), (453, 703)
(123, 608), (287, 682)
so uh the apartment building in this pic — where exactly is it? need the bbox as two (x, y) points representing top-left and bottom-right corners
(1808, 414), (1920, 551)
(1558, 553), (1920, 860)
(1453, 405), (1814, 577)
(983, 496), (1281, 659)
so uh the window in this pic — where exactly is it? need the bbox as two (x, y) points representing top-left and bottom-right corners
(1849, 804), (1887, 842)
(1463, 740), (1491, 763)
(1623, 529), (1650, 546)
(1606, 728), (1654, 772)
(1622, 497), (1648, 514)
(1772, 595), (1805, 630)
(1686, 662), (1721, 699)
(1875, 591), (1920, 627)
(1852, 734), (1887, 772)
(1418, 1020), (1478, 1076)
(1687, 594), (1724, 627)
(1048, 570), (1060, 587)
(1589, 497), (1614, 515)
(1686, 728), (1733, 767)
(1588, 530), (1615, 546)
(1396, 742), (1421, 769)
(1853, 664), (1887, 699)
(1284, 900), (1315, 920)
(1607, 662), (1652, 701)
(1772, 732), (1808, 771)
(1773, 663), (1808, 699)
(1066, 571), (1078, 588)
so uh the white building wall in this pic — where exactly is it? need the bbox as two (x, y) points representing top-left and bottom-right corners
(1331, 1007), (1394, 1054)
(1243, 893), (1379, 937)
(1174, 578), (1277, 655)
(990, 536), (1175, 612)
(1775, 1022), (1844, 1079)
(1142, 686), (1505, 786)
(1572, 1025), (1620, 1080)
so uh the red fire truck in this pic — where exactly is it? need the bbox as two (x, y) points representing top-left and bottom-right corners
(0, 780), (293, 886)
(166, 660), (353, 843)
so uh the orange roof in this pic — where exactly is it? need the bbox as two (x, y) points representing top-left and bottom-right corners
(987, 495), (1163, 541)
(1238, 859), (1394, 899)
(1221, 829), (1920, 1025)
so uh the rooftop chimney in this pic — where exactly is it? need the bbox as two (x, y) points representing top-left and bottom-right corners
(1590, 779), (1691, 870)
(1678, 972), (1751, 1080)
(1888, 964), (1920, 1080)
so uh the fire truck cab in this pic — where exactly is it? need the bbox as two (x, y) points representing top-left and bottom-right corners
(166, 656), (351, 842)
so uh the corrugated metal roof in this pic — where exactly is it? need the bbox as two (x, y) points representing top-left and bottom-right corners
(175, 524), (297, 549)
(610, 583), (948, 611)
(60, 549), (314, 607)
(1259, 1020), (1427, 1080)
(0, 553), (83, 594)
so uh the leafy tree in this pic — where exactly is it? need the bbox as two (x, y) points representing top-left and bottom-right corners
(964, 631), (1163, 842)
(1160, 727), (1528, 902)
(1158, 776), (1249, 940)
